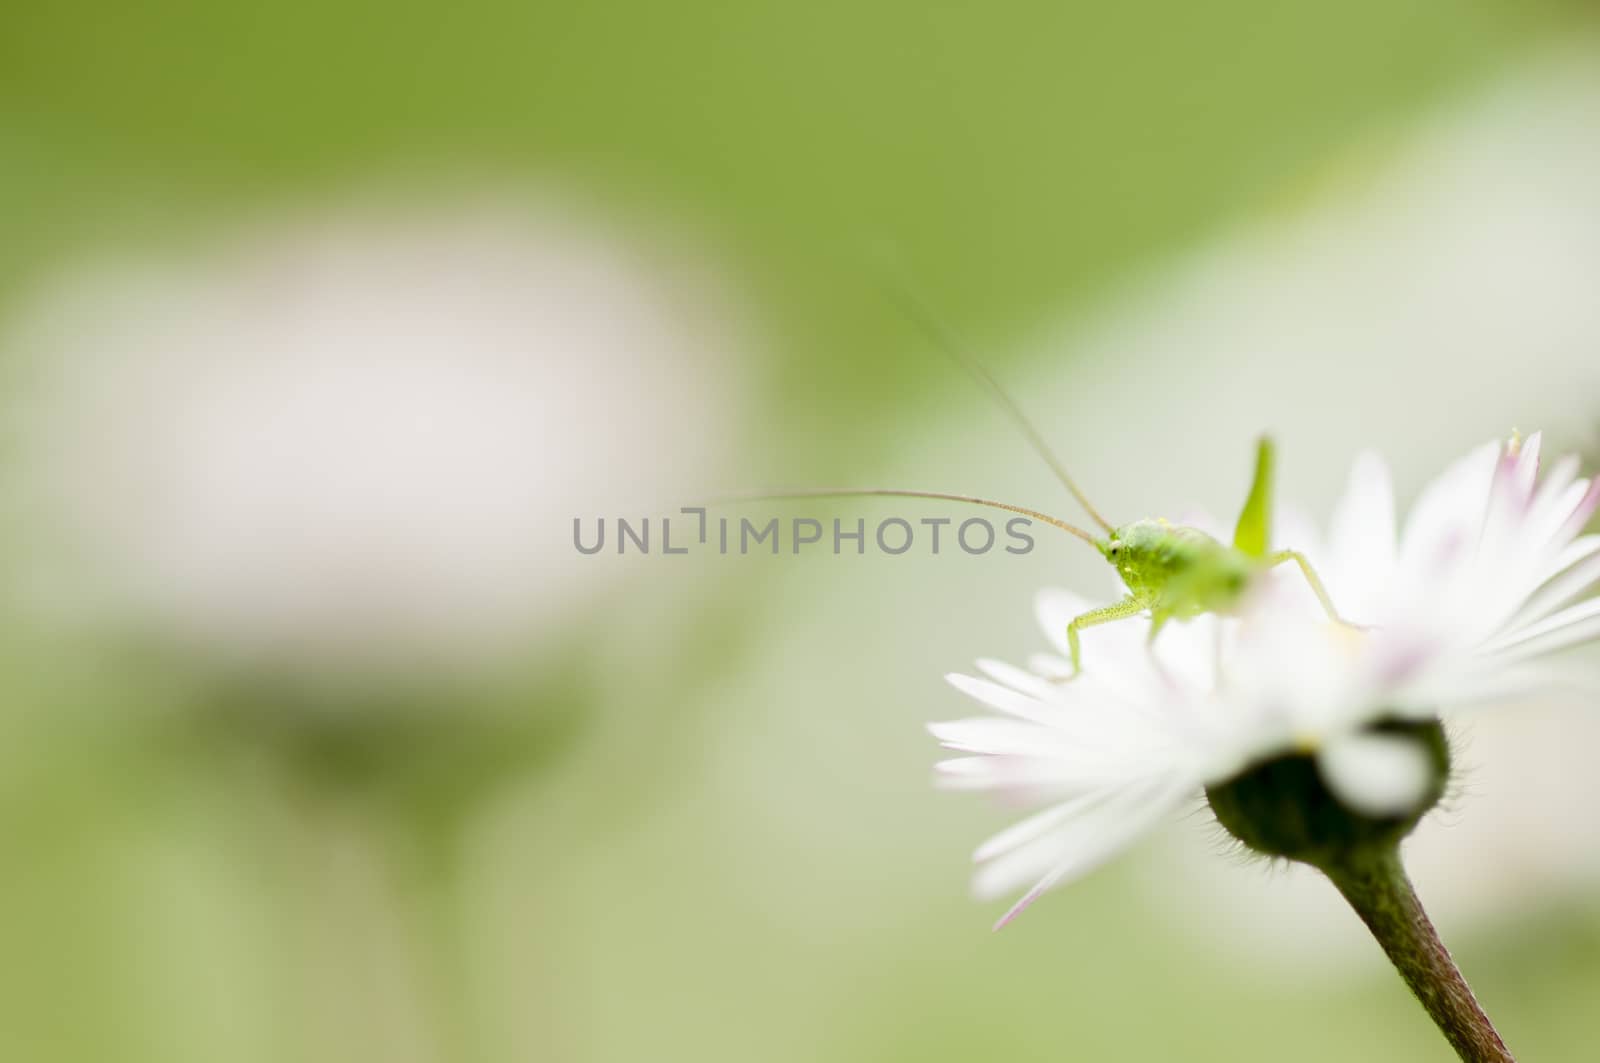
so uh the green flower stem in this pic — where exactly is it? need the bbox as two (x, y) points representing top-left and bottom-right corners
(1319, 846), (1513, 1063)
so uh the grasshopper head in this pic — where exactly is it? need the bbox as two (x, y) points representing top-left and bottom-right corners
(1099, 520), (1166, 595)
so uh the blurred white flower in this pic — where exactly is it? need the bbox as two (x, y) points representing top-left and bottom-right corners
(934, 433), (1600, 927)
(4, 196), (746, 683)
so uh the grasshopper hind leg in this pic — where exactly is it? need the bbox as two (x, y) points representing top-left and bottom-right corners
(1267, 549), (1361, 629)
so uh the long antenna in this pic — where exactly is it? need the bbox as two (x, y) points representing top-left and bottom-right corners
(717, 488), (1103, 547)
(875, 261), (1115, 533)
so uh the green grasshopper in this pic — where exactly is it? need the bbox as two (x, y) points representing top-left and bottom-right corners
(1054, 436), (1349, 674)
(744, 293), (1352, 678)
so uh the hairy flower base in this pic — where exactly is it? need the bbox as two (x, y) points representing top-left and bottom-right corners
(1207, 719), (1514, 1062)
(1206, 717), (1450, 867)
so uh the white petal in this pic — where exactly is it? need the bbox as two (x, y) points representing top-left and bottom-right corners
(1480, 596), (1600, 657)
(927, 718), (1064, 756)
(927, 716), (1142, 762)
(973, 791), (1108, 863)
(1517, 455), (1582, 552)
(944, 672), (1057, 725)
(1555, 479), (1600, 544)
(1476, 448), (1527, 570)
(1487, 608), (1600, 666)
(1501, 543), (1600, 636)
(933, 755), (1091, 793)
(1533, 533), (1600, 592)
(971, 827), (1082, 903)
(975, 657), (1063, 701)
(988, 775), (1193, 929)
(1327, 451), (1397, 596)
(1027, 653), (1074, 679)
(1316, 733), (1435, 817)
(1422, 661), (1587, 710)
(1514, 431), (1543, 496)
(1399, 440), (1498, 565)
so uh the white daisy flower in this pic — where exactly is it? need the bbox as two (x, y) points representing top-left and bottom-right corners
(934, 432), (1600, 928)
(3, 196), (745, 686)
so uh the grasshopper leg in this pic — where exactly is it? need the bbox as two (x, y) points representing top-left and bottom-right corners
(1266, 549), (1360, 628)
(1060, 596), (1147, 679)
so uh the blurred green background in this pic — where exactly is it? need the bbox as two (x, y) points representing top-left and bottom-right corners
(3, 3), (1599, 1062)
